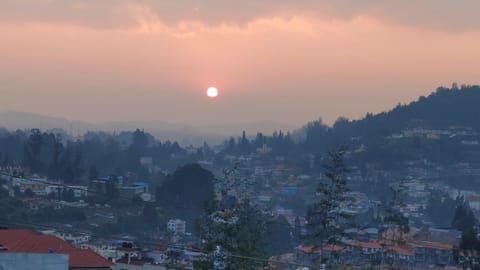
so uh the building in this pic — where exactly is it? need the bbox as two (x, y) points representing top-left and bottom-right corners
(0, 252), (69, 270)
(92, 176), (123, 194)
(412, 241), (454, 267)
(167, 219), (186, 235)
(295, 245), (344, 266)
(139, 157), (153, 167)
(0, 229), (114, 269)
(46, 185), (89, 198)
(41, 230), (91, 246)
(119, 182), (149, 199)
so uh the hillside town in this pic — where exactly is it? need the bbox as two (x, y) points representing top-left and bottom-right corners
(2, 122), (480, 269)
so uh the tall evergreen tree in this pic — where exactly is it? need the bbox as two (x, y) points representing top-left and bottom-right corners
(305, 146), (352, 265)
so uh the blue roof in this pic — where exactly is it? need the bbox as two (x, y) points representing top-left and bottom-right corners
(131, 182), (147, 187)
(282, 187), (298, 196)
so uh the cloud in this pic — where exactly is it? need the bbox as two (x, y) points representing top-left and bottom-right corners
(1, 0), (480, 31)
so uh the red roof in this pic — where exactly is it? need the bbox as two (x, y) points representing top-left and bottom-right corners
(387, 246), (414, 256)
(297, 245), (318, 254)
(348, 240), (384, 249)
(411, 241), (453, 251)
(69, 249), (114, 268)
(0, 229), (113, 268)
(467, 195), (480, 202)
(296, 245), (343, 254)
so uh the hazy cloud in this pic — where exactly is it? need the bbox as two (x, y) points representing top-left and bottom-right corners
(1, 1), (479, 127)
(1, 0), (480, 31)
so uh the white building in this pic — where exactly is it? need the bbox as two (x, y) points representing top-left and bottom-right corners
(167, 219), (186, 235)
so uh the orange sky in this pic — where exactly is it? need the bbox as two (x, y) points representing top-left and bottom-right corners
(1, 1), (480, 127)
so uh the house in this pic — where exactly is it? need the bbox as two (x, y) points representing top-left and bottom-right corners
(345, 240), (383, 265)
(0, 252), (69, 270)
(0, 229), (114, 269)
(119, 182), (149, 199)
(411, 240), (454, 267)
(467, 194), (480, 210)
(295, 245), (344, 266)
(93, 176), (122, 194)
(167, 219), (186, 235)
(384, 246), (414, 267)
(41, 230), (91, 246)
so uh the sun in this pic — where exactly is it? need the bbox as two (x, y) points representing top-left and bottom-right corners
(206, 87), (219, 98)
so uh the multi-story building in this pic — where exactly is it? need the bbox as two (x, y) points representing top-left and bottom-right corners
(167, 219), (186, 235)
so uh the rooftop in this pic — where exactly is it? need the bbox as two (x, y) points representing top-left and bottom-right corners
(0, 229), (113, 268)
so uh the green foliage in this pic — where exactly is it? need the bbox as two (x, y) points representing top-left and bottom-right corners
(265, 215), (295, 256)
(197, 199), (267, 270)
(0, 129), (188, 185)
(306, 146), (352, 247)
(460, 229), (480, 250)
(105, 177), (119, 200)
(0, 186), (9, 198)
(142, 203), (158, 226)
(425, 191), (459, 227)
(156, 163), (214, 228)
(33, 207), (86, 223)
(452, 204), (477, 232)
(222, 130), (295, 156)
(379, 180), (410, 244)
(24, 188), (34, 197)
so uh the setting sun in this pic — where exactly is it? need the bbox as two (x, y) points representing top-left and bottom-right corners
(207, 87), (219, 98)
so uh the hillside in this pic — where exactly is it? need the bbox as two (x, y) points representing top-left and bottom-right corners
(346, 84), (480, 136)
(294, 85), (480, 169)
(0, 111), (293, 146)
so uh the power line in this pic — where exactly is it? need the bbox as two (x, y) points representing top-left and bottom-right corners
(1, 171), (312, 268)
(0, 218), (310, 269)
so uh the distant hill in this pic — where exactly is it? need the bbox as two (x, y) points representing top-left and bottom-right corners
(301, 84), (480, 141)
(345, 84), (480, 135)
(0, 111), (95, 132)
(0, 111), (294, 146)
(296, 85), (480, 164)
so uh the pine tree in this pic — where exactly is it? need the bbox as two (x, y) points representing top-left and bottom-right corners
(305, 146), (352, 265)
(196, 167), (266, 270)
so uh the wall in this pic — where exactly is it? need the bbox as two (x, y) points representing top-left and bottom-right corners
(0, 252), (68, 270)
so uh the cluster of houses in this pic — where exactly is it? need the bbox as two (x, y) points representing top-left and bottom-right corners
(296, 239), (455, 268)
(2, 131), (480, 270)
(0, 169), (153, 202)
(0, 227), (203, 270)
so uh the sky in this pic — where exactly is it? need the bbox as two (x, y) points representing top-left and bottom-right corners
(1, 0), (480, 128)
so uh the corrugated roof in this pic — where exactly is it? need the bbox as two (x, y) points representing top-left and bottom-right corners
(348, 240), (384, 249)
(387, 246), (414, 256)
(0, 229), (113, 268)
(296, 245), (343, 254)
(411, 240), (453, 250)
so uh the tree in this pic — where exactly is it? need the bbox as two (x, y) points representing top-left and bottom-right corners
(156, 164), (214, 227)
(294, 216), (302, 243)
(106, 176), (119, 200)
(195, 164), (267, 270)
(459, 229), (480, 250)
(426, 191), (458, 227)
(0, 186), (9, 199)
(47, 134), (64, 180)
(88, 165), (99, 187)
(452, 204), (477, 232)
(305, 146), (352, 265)
(24, 129), (43, 172)
(380, 180), (410, 246)
(196, 199), (266, 270)
(24, 188), (35, 197)
(142, 203), (158, 226)
(62, 188), (75, 202)
(265, 215), (295, 256)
